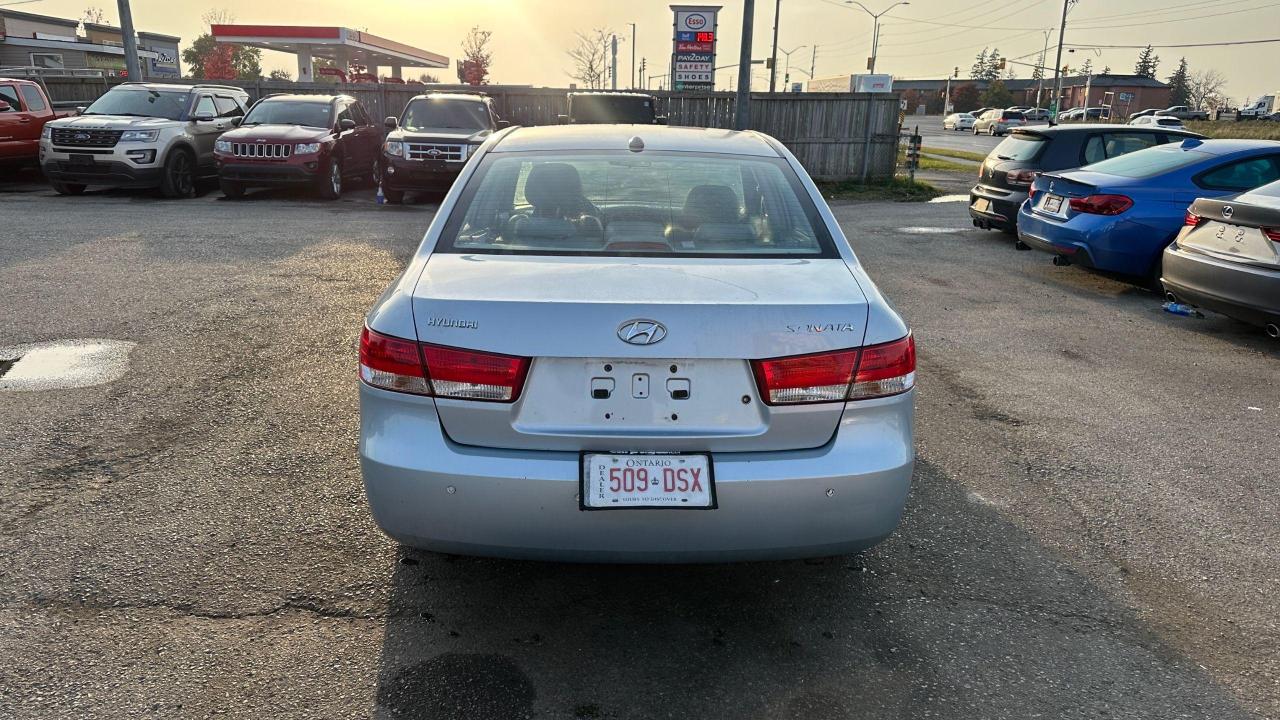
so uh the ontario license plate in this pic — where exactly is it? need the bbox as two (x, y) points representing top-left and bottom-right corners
(69, 154), (95, 166)
(1044, 194), (1064, 214)
(581, 453), (715, 510)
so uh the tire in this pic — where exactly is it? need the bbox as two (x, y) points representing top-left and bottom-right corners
(317, 157), (342, 200)
(973, 127), (979, 135)
(159, 148), (196, 199)
(381, 187), (405, 204)
(50, 181), (86, 196)
(220, 180), (245, 199)
(368, 158), (382, 188)
(989, 126), (997, 136)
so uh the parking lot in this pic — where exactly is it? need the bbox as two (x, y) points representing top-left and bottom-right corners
(1, 179), (1277, 719)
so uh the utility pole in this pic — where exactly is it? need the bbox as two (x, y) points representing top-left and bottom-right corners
(1049, 0), (1074, 124)
(845, 1), (910, 76)
(639, 57), (647, 89)
(810, 45), (817, 81)
(1035, 29), (1051, 108)
(116, 0), (142, 81)
(611, 34), (619, 90)
(629, 23), (637, 89)
(768, 0), (782, 92)
(734, 0), (756, 130)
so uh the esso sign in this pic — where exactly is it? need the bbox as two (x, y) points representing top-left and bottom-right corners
(684, 13), (707, 30)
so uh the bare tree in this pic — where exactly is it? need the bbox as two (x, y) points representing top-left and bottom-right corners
(82, 6), (108, 24)
(1186, 68), (1228, 111)
(201, 9), (236, 27)
(566, 28), (611, 89)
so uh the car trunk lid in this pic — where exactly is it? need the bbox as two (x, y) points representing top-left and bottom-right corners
(1183, 197), (1280, 268)
(411, 253), (870, 452)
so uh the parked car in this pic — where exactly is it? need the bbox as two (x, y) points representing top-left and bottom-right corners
(560, 92), (666, 124)
(1129, 108), (1160, 120)
(1161, 105), (1209, 121)
(971, 107), (998, 119)
(1062, 107), (1108, 122)
(1058, 107), (1084, 121)
(214, 94), (381, 199)
(1161, 179), (1280, 336)
(1018, 139), (1280, 277)
(380, 92), (506, 203)
(358, 124), (916, 562)
(1022, 107), (1051, 122)
(973, 109), (1026, 136)
(1129, 114), (1186, 130)
(40, 82), (249, 197)
(0, 77), (74, 169)
(970, 124), (1204, 233)
(943, 112), (975, 131)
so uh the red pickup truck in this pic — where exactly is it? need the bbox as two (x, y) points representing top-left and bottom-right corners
(0, 78), (74, 168)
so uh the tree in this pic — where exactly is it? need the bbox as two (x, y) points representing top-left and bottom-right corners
(981, 79), (1013, 108)
(418, 73), (440, 83)
(182, 9), (263, 81)
(82, 6), (108, 24)
(567, 28), (611, 89)
(952, 84), (981, 113)
(267, 69), (292, 81)
(1167, 57), (1191, 108)
(1080, 58), (1093, 76)
(457, 26), (493, 85)
(970, 48), (989, 80)
(1133, 45), (1160, 79)
(984, 48), (1005, 81)
(1187, 68), (1228, 111)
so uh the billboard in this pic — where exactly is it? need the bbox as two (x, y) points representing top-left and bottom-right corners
(670, 5), (720, 92)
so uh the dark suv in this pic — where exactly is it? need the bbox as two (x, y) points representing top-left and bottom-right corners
(560, 92), (666, 124)
(380, 93), (506, 203)
(214, 94), (382, 199)
(969, 124), (1205, 233)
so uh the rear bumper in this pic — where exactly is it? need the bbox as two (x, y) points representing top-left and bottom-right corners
(1161, 244), (1280, 327)
(359, 384), (915, 563)
(969, 184), (1028, 230)
(41, 159), (162, 188)
(217, 161), (319, 186)
(1016, 204), (1170, 275)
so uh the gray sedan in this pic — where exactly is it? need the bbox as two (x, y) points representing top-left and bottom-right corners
(358, 125), (916, 562)
(1163, 179), (1280, 337)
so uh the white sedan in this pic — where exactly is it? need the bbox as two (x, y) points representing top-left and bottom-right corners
(358, 124), (916, 562)
(943, 112), (976, 131)
(1130, 114), (1186, 130)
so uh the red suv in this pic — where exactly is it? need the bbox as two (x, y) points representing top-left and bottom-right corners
(214, 94), (381, 199)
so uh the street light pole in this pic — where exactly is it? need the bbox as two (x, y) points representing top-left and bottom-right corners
(629, 23), (637, 89)
(778, 45), (807, 92)
(116, 0), (142, 81)
(768, 0), (782, 92)
(734, 0), (756, 130)
(844, 1), (909, 75)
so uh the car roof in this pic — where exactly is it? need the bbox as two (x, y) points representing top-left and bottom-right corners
(491, 125), (781, 157)
(1011, 124), (1201, 138)
(0, 77), (39, 85)
(408, 93), (487, 103)
(260, 93), (342, 104)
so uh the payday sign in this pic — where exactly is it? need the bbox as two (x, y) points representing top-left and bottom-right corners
(671, 4), (720, 92)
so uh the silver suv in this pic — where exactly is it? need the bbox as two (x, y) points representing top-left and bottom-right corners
(40, 82), (249, 197)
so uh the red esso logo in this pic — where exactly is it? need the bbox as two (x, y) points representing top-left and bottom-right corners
(685, 14), (707, 29)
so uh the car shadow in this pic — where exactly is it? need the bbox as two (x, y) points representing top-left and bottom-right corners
(369, 459), (1251, 720)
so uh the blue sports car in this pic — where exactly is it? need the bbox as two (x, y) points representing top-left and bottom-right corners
(1018, 139), (1280, 277)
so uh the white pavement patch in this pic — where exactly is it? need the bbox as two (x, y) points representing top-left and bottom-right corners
(0, 339), (136, 391)
(928, 194), (969, 203)
(898, 226), (960, 234)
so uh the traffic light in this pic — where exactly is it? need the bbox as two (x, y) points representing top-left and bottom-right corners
(954, 66), (959, 78)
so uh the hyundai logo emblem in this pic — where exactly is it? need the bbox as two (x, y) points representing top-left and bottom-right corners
(617, 319), (667, 345)
(1221, 205), (1234, 219)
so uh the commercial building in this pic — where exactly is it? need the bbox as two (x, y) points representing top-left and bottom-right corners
(210, 25), (447, 82)
(895, 74), (1171, 115)
(0, 8), (178, 79)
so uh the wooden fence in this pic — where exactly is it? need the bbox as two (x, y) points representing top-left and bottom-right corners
(38, 78), (901, 180)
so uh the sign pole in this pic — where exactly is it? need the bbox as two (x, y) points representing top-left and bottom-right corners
(735, 0), (755, 130)
(116, 0), (143, 81)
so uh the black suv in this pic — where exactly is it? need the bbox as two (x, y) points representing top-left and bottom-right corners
(969, 124), (1205, 233)
(380, 93), (507, 203)
(559, 92), (666, 124)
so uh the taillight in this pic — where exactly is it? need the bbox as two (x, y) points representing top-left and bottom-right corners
(421, 344), (529, 402)
(1068, 194), (1133, 216)
(359, 327), (530, 402)
(1263, 227), (1280, 244)
(1184, 210), (1202, 227)
(1006, 169), (1037, 187)
(751, 334), (916, 405)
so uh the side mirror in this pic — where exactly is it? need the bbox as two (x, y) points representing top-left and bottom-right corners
(384, 116), (399, 130)
(230, 117), (242, 127)
(497, 119), (511, 129)
(0, 100), (10, 112)
(339, 118), (357, 131)
(192, 113), (215, 122)
(655, 116), (669, 125)
(75, 106), (87, 115)
(557, 114), (570, 125)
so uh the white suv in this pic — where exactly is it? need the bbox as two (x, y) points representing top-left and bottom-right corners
(40, 82), (249, 198)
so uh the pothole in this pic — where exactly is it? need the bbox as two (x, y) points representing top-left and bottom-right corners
(928, 194), (969, 203)
(0, 339), (136, 391)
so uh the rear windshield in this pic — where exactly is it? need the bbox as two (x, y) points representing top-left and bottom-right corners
(1156, 117), (1183, 126)
(1002, 111), (1025, 120)
(436, 151), (835, 258)
(1084, 144), (1210, 177)
(243, 100), (332, 128)
(402, 99), (490, 131)
(84, 88), (190, 120)
(990, 134), (1046, 162)
(571, 96), (657, 124)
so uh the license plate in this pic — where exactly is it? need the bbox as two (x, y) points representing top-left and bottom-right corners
(971, 198), (991, 214)
(69, 154), (95, 166)
(581, 453), (715, 510)
(1043, 194), (1064, 213)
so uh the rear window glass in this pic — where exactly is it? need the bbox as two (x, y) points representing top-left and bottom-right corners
(1084, 144), (1210, 177)
(437, 152), (835, 258)
(1002, 111), (1025, 120)
(991, 135), (1046, 162)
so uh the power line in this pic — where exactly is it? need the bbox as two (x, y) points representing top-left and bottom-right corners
(1067, 37), (1280, 49)
(1069, 1), (1280, 30)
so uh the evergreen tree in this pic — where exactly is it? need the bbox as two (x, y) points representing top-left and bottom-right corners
(1101, 65), (1111, 74)
(984, 48), (1004, 81)
(1167, 57), (1191, 107)
(970, 48), (989, 80)
(981, 79), (1013, 108)
(1133, 45), (1160, 79)
(1080, 58), (1093, 76)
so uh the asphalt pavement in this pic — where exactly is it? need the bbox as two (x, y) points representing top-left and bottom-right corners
(1, 173), (1277, 720)
(906, 113), (1033, 155)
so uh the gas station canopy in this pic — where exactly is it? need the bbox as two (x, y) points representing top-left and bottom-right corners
(210, 24), (448, 81)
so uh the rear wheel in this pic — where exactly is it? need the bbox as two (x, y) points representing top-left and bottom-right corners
(317, 157), (342, 200)
(159, 149), (196, 199)
(50, 181), (86, 196)
(989, 126), (998, 136)
(220, 180), (245, 199)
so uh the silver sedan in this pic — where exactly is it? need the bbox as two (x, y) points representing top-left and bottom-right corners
(358, 125), (916, 562)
